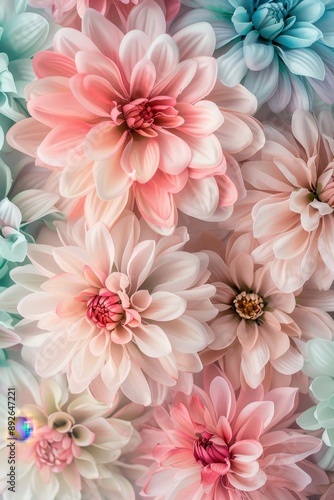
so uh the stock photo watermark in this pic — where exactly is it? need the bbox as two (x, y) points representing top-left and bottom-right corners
(6, 387), (33, 493)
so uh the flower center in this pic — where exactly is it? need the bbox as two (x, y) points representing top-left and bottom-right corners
(252, 1), (289, 39)
(194, 431), (230, 468)
(121, 96), (180, 137)
(35, 433), (74, 472)
(86, 292), (124, 330)
(233, 291), (264, 320)
(123, 98), (154, 131)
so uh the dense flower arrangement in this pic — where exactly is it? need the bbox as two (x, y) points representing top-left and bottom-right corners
(1, 0), (334, 498)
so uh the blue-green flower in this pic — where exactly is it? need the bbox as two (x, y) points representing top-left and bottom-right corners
(174, 0), (334, 112)
(0, 156), (60, 326)
(297, 339), (334, 448)
(0, 0), (57, 150)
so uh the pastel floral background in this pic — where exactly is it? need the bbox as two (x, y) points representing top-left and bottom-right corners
(1, 0), (334, 498)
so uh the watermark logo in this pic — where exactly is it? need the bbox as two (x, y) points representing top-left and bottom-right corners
(13, 416), (34, 442)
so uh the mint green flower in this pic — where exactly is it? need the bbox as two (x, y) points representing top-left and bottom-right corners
(297, 339), (334, 448)
(0, 0), (57, 150)
(0, 156), (60, 327)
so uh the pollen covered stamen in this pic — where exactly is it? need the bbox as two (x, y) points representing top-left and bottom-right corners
(86, 292), (124, 330)
(233, 291), (264, 320)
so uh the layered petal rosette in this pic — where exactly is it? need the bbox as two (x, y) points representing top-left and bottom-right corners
(197, 232), (334, 391)
(0, 214), (217, 406)
(228, 109), (334, 292)
(0, 374), (138, 499)
(138, 365), (326, 499)
(7, 0), (263, 233)
(173, 0), (334, 112)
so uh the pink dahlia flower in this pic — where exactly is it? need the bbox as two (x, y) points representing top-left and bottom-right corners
(0, 374), (138, 499)
(196, 232), (334, 391)
(138, 365), (327, 499)
(27, 0), (180, 27)
(8, 1), (263, 233)
(0, 214), (217, 405)
(228, 109), (334, 292)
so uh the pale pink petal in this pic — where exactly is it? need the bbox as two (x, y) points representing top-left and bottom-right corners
(156, 129), (191, 175)
(38, 121), (91, 167)
(174, 130), (223, 169)
(151, 59), (197, 99)
(121, 361), (151, 405)
(270, 346), (304, 375)
(35, 333), (79, 377)
(120, 136), (160, 183)
(176, 100), (223, 137)
(173, 23), (216, 60)
(145, 34), (180, 82)
(209, 313), (239, 350)
(291, 109), (319, 157)
(159, 316), (211, 353)
(134, 182), (177, 229)
(6, 118), (50, 158)
(18, 292), (60, 320)
(59, 156), (94, 197)
(93, 149), (133, 200)
(127, 240), (156, 291)
(207, 81), (257, 115)
(82, 8), (123, 62)
(133, 323), (172, 357)
(143, 291), (187, 321)
(130, 59), (156, 99)
(177, 56), (218, 103)
(33, 51), (77, 78)
(119, 30), (150, 84)
(53, 27), (99, 58)
(127, 0), (166, 40)
(175, 177), (219, 220)
(69, 74), (117, 116)
(85, 222), (115, 275)
(75, 51), (129, 98)
(84, 122), (128, 161)
(215, 112), (253, 154)
(28, 93), (97, 128)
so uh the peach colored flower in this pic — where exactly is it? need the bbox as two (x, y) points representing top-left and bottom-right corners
(138, 365), (327, 499)
(227, 109), (334, 292)
(8, 1), (263, 233)
(0, 374), (138, 499)
(0, 214), (217, 406)
(198, 232), (334, 391)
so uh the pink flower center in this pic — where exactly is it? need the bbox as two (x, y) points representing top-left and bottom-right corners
(233, 291), (264, 320)
(194, 431), (230, 469)
(123, 99), (154, 130)
(35, 431), (74, 473)
(86, 292), (124, 330)
(122, 96), (180, 135)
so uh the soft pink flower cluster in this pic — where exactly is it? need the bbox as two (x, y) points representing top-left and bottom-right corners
(1, 0), (334, 499)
